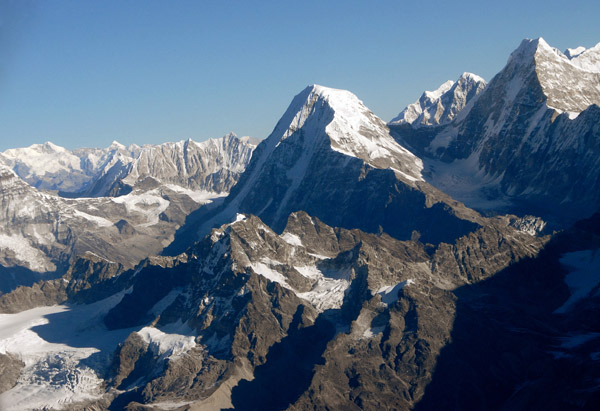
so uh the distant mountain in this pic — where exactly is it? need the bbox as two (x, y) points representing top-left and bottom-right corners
(0, 133), (257, 197)
(390, 37), (600, 223)
(389, 72), (486, 127)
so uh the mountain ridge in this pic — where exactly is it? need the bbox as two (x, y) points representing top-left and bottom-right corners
(0, 133), (257, 197)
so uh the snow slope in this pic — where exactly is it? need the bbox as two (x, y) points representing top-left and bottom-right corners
(0, 289), (198, 410)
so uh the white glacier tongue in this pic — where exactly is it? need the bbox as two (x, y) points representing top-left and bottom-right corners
(273, 84), (423, 182)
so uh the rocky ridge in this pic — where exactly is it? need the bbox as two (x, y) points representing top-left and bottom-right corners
(0, 164), (220, 292)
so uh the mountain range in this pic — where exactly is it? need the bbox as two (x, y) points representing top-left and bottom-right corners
(0, 37), (598, 410)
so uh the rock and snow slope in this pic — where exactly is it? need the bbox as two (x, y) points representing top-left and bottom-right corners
(0, 163), (223, 292)
(0, 207), (547, 410)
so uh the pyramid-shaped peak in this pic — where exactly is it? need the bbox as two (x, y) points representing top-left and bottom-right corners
(389, 72), (486, 127)
(264, 84), (423, 183)
(423, 80), (455, 101)
(296, 84), (369, 116)
(308, 84), (359, 100)
(508, 37), (553, 63)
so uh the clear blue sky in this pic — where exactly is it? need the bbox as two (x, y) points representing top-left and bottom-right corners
(0, 0), (598, 151)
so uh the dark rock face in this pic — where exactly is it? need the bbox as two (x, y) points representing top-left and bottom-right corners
(0, 253), (127, 313)
(416, 213), (600, 411)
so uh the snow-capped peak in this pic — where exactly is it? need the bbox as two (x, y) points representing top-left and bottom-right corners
(565, 46), (587, 59)
(270, 84), (423, 182)
(389, 72), (486, 127)
(108, 140), (126, 150)
(460, 72), (486, 84)
(565, 41), (600, 72)
(424, 80), (455, 102)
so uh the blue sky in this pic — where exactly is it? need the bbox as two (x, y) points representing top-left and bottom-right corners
(0, 0), (598, 150)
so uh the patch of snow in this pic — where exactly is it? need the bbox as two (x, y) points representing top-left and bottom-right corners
(554, 250), (600, 314)
(559, 333), (600, 349)
(249, 261), (291, 288)
(233, 213), (247, 223)
(249, 257), (350, 313)
(362, 326), (386, 338)
(136, 326), (196, 360)
(280, 232), (303, 247)
(110, 190), (170, 227)
(163, 185), (224, 204)
(71, 209), (113, 227)
(307, 252), (330, 260)
(375, 279), (415, 305)
(295, 265), (351, 312)
(149, 289), (182, 317)
(297, 276), (350, 312)
(0, 233), (53, 272)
